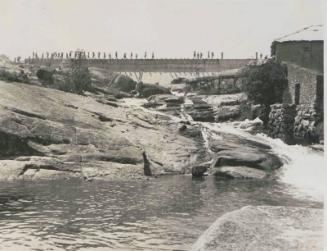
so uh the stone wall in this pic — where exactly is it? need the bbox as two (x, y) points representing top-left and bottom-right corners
(268, 103), (323, 144)
(294, 105), (322, 143)
(268, 104), (296, 143)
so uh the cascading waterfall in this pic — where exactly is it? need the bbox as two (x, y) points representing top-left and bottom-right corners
(256, 133), (324, 201)
(124, 96), (324, 201)
(202, 121), (325, 201)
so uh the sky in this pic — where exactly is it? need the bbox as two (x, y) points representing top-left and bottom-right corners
(0, 0), (324, 60)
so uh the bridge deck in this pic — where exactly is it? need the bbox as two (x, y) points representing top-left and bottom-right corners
(25, 58), (253, 73)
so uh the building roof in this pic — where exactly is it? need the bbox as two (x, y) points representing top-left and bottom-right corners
(274, 25), (323, 42)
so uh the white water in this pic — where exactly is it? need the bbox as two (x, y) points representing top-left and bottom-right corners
(123, 95), (325, 202)
(256, 133), (325, 201)
(201, 121), (325, 201)
(128, 72), (223, 87)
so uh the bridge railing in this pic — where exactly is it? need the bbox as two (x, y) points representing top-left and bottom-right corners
(25, 58), (254, 73)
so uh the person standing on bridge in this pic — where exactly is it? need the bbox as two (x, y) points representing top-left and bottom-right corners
(193, 51), (196, 58)
(130, 52), (133, 59)
(115, 51), (118, 59)
(152, 52), (155, 59)
(135, 53), (138, 59)
(144, 52), (147, 59)
(103, 52), (106, 59)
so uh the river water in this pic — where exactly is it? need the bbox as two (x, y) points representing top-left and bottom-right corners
(0, 175), (322, 251)
(0, 100), (324, 251)
(0, 130), (323, 251)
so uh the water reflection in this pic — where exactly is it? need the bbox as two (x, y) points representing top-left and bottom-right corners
(0, 176), (322, 251)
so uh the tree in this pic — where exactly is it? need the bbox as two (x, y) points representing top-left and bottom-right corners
(242, 60), (287, 105)
(58, 59), (92, 94)
(68, 60), (92, 94)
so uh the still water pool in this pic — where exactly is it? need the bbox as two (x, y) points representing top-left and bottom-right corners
(0, 176), (322, 251)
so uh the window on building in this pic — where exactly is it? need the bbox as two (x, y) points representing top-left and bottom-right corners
(295, 82), (300, 105)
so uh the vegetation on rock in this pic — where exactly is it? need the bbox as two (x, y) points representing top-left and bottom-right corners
(66, 60), (93, 94)
(0, 69), (29, 83)
(36, 68), (54, 84)
(242, 60), (287, 105)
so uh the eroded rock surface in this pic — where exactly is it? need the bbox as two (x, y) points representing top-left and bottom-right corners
(192, 206), (323, 251)
(0, 81), (205, 180)
(211, 166), (268, 179)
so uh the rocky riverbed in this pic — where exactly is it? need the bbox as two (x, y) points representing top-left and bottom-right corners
(0, 80), (207, 180)
(0, 77), (324, 250)
(0, 79), (284, 181)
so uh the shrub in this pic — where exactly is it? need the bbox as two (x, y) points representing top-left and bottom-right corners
(63, 59), (92, 94)
(0, 69), (29, 83)
(69, 65), (92, 94)
(36, 69), (54, 84)
(242, 60), (288, 105)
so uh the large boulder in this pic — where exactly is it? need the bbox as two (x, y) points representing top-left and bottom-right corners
(147, 94), (184, 106)
(139, 83), (171, 98)
(108, 74), (136, 92)
(213, 149), (282, 171)
(212, 166), (268, 179)
(183, 96), (215, 122)
(201, 127), (283, 178)
(192, 206), (323, 251)
(192, 163), (209, 177)
(0, 81), (204, 180)
(238, 117), (263, 132)
(184, 102), (215, 122)
(214, 105), (241, 122)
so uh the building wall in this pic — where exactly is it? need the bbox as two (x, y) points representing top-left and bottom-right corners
(274, 40), (324, 144)
(276, 40), (324, 107)
(283, 63), (319, 106)
(275, 41), (323, 72)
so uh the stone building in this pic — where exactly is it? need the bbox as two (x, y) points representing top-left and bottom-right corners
(270, 25), (324, 143)
(272, 24), (323, 108)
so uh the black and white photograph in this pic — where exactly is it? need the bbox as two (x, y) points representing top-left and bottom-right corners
(0, 0), (325, 250)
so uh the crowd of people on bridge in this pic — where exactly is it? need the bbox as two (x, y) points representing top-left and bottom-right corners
(29, 51), (158, 60)
(193, 51), (223, 59)
(26, 50), (225, 61)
